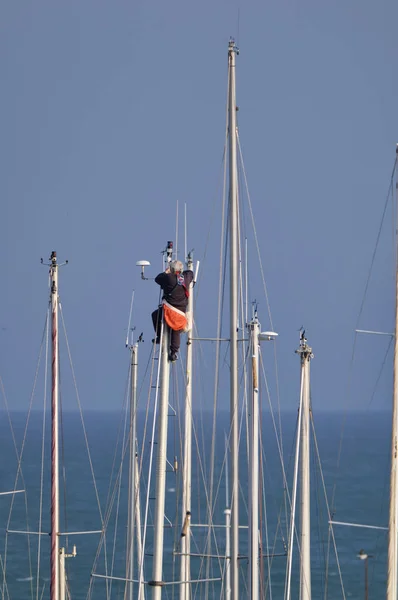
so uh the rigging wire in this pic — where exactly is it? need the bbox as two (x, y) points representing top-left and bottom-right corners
(367, 335), (394, 408)
(138, 320), (165, 592)
(311, 414), (328, 595)
(87, 356), (132, 599)
(310, 413), (347, 600)
(58, 348), (74, 591)
(191, 146), (228, 300)
(87, 394), (132, 598)
(204, 61), (230, 600)
(126, 290), (135, 347)
(259, 437), (274, 600)
(186, 326), (222, 599)
(369, 428), (391, 599)
(284, 372), (304, 600)
(110, 383), (130, 600)
(236, 127), (289, 551)
(356, 156), (397, 330)
(59, 304), (104, 522)
(236, 131), (274, 331)
(171, 364), (183, 600)
(0, 370), (32, 600)
(89, 336), (155, 591)
(98, 337), (162, 597)
(167, 362), (182, 600)
(237, 199), (250, 468)
(2, 308), (49, 600)
(258, 352), (294, 540)
(324, 155), (398, 595)
(169, 338), (230, 598)
(36, 308), (50, 600)
(0, 555), (10, 600)
(59, 303), (112, 600)
(256, 352), (305, 598)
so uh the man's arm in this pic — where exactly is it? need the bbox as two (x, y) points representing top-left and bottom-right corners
(155, 272), (167, 286)
(155, 268), (172, 285)
(184, 270), (194, 286)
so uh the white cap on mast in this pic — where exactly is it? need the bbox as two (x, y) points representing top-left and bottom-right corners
(259, 331), (278, 341)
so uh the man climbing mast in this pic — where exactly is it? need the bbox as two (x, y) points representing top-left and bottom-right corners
(152, 254), (193, 362)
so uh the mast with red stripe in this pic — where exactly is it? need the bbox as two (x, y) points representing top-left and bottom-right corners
(49, 250), (60, 600)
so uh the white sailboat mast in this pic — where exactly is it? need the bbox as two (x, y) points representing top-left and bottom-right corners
(151, 244), (173, 600)
(248, 311), (260, 600)
(136, 450), (145, 600)
(387, 144), (398, 600)
(127, 342), (139, 600)
(50, 250), (60, 600)
(227, 37), (240, 600)
(150, 327), (170, 600)
(180, 251), (194, 600)
(297, 332), (312, 600)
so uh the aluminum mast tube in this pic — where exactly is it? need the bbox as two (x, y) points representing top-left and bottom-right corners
(387, 145), (398, 600)
(297, 332), (312, 600)
(127, 343), (138, 600)
(248, 313), (260, 600)
(150, 327), (170, 600)
(227, 38), (240, 600)
(180, 252), (194, 600)
(50, 251), (60, 600)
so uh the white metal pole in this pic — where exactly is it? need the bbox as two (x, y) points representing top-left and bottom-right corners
(224, 434), (231, 600)
(248, 313), (260, 600)
(227, 38), (240, 600)
(224, 508), (231, 600)
(59, 548), (65, 600)
(297, 333), (312, 600)
(151, 326), (170, 600)
(136, 449), (145, 600)
(50, 251), (60, 600)
(127, 343), (138, 600)
(387, 144), (398, 600)
(180, 252), (194, 600)
(285, 373), (304, 600)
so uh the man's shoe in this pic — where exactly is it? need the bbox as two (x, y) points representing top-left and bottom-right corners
(169, 352), (178, 362)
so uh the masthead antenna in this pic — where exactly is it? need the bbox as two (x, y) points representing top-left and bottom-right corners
(175, 200), (179, 260)
(184, 203), (187, 263)
(136, 260), (151, 280)
(125, 290), (135, 347)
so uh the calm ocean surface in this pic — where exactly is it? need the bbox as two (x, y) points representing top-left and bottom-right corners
(0, 410), (391, 599)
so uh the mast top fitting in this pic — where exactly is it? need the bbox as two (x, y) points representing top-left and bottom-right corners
(228, 38), (239, 55)
(296, 328), (313, 359)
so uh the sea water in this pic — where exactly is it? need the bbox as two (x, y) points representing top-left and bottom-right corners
(0, 410), (390, 599)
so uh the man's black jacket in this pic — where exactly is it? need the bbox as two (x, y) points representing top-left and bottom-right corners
(155, 270), (194, 311)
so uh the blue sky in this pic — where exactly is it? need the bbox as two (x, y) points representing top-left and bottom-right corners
(1, 0), (397, 410)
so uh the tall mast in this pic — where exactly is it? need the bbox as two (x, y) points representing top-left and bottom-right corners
(225, 434), (231, 600)
(135, 449), (145, 600)
(50, 250), (60, 600)
(180, 251), (194, 600)
(227, 37), (240, 600)
(127, 342), (139, 600)
(248, 310), (260, 600)
(150, 328), (170, 600)
(296, 331), (312, 600)
(387, 144), (398, 600)
(150, 243), (173, 600)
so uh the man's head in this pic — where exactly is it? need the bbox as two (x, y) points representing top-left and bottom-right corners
(170, 260), (184, 274)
